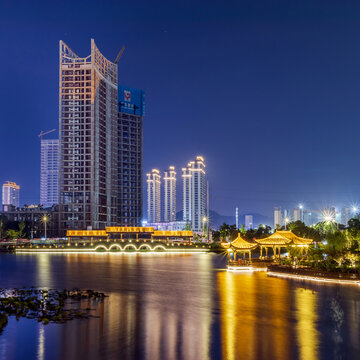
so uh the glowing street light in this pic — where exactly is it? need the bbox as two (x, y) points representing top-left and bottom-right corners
(284, 217), (290, 230)
(42, 215), (49, 240)
(202, 217), (208, 238)
(299, 204), (303, 209)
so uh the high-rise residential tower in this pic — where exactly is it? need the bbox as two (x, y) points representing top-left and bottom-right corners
(59, 39), (118, 231)
(164, 166), (176, 222)
(2, 181), (20, 211)
(245, 215), (253, 230)
(274, 207), (282, 228)
(117, 86), (144, 226)
(40, 139), (59, 208)
(147, 169), (161, 223)
(182, 156), (206, 232)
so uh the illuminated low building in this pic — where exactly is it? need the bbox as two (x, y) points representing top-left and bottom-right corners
(66, 227), (193, 243)
(147, 221), (188, 231)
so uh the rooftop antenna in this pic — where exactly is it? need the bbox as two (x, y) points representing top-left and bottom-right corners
(236, 207), (239, 229)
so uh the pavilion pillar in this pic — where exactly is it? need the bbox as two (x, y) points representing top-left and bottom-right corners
(249, 251), (252, 263)
(166, 237), (169, 245)
(260, 246), (263, 259)
(68, 237), (71, 245)
(265, 247), (268, 258)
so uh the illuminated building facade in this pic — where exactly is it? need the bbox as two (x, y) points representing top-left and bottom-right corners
(147, 169), (161, 223)
(117, 86), (144, 226)
(182, 156), (206, 232)
(164, 166), (176, 222)
(40, 139), (59, 208)
(59, 39), (118, 231)
(2, 181), (20, 211)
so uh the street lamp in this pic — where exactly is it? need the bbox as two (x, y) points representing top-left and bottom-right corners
(284, 217), (290, 230)
(202, 217), (207, 238)
(42, 215), (48, 241)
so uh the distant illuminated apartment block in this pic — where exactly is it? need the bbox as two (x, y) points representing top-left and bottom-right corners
(2, 181), (20, 211)
(40, 139), (59, 208)
(118, 86), (144, 226)
(59, 39), (118, 231)
(182, 156), (206, 232)
(147, 169), (161, 223)
(245, 215), (253, 230)
(274, 207), (282, 228)
(341, 207), (351, 225)
(164, 166), (176, 222)
(293, 208), (302, 222)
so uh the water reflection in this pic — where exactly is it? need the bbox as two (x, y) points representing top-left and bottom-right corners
(42, 254), (214, 360)
(0, 254), (360, 359)
(218, 272), (321, 360)
(294, 288), (319, 360)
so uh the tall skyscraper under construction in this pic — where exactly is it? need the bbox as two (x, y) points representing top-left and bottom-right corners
(118, 86), (144, 226)
(59, 39), (118, 231)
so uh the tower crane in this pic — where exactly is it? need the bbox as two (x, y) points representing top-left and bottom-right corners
(38, 129), (56, 141)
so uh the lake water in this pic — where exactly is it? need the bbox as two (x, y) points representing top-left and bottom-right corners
(0, 253), (359, 360)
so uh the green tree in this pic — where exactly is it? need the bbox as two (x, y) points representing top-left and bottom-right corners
(6, 229), (19, 241)
(325, 230), (347, 257)
(0, 219), (4, 240)
(219, 223), (230, 241)
(211, 230), (221, 242)
(229, 224), (238, 241)
(18, 222), (26, 239)
(239, 224), (246, 236)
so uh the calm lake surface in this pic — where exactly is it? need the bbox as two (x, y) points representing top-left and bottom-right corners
(0, 253), (359, 360)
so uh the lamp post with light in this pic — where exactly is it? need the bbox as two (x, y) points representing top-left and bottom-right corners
(42, 215), (48, 240)
(202, 216), (208, 239)
(284, 217), (290, 230)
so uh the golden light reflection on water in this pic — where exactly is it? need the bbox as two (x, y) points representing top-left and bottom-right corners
(218, 272), (321, 360)
(295, 288), (319, 360)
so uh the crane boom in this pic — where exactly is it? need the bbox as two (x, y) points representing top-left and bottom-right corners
(114, 46), (125, 64)
(38, 129), (56, 140)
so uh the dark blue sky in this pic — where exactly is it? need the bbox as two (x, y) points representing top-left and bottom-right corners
(1, 0), (360, 217)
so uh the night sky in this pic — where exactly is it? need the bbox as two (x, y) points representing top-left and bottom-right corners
(1, 0), (360, 217)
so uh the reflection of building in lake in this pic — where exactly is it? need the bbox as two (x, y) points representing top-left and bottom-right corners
(55, 254), (212, 360)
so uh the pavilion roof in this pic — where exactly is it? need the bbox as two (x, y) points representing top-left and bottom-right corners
(255, 230), (313, 246)
(221, 233), (258, 250)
